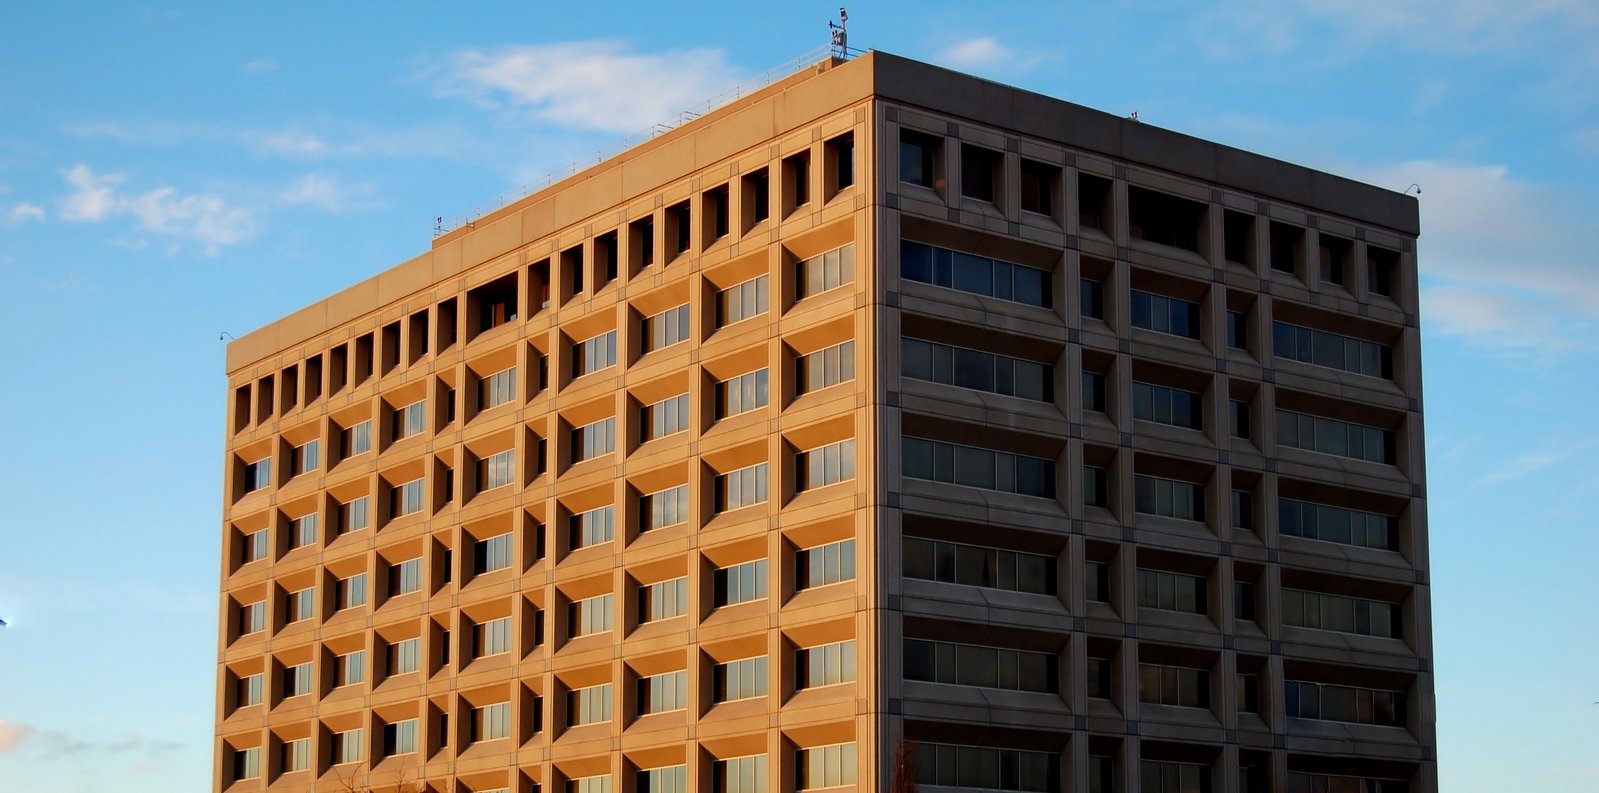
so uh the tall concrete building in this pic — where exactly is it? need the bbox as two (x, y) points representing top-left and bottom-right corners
(217, 52), (1433, 793)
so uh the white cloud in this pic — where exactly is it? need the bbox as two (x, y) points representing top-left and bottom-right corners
(1203, 0), (1599, 58)
(1476, 436), (1599, 486)
(1421, 285), (1593, 354)
(242, 58), (278, 74)
(57, 164), (256, 252)
(1352, 160), (1599, 318)
(67, 118), (480, 164)
(5, 202), (44, 225)
(37, 731), (184, 758)
(123, 187), (255, 249)
(1299, 159), (1599, 354)
(279, 174), (376, 213)
(440, 40), (745, 135)
(63, 120), (213, 147)
(0, 720), (33, 753)
(241, 126), (484, 161)
(939, 37), (1012, 70)
(1296, 0), (1598, 54)
(249, 131), (330, 158)
(60, 164), (122, 221)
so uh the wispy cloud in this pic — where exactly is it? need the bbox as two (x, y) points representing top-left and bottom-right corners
(51, 164), (379, 253)
(1421, 286), (1593, 354)
(124, 187), (256, 249)
(935, 35), (1053, 76)
(279, 174), (377, 213)
(0, 720), (33, 753)
(63, 120), (209, 148)
(1476, 436), (1599, 486)
(4, 202), (44, 225)
(60, 164), (124, 221)
(58, 164), (255, 253)
(241, 58), (278, 74)
(68, 119), (478, 163)
(0, 720), (186, 760)
(1201, 0), (1599, 59)
(437, 40), (745, 134)
(1344, 160), (1599, 353)
(241, 126), (482, 161)
(940, 37), (1012, 70)
(248, 130), (330, 158)
(36, 731), (184, 758)
(1296, 0), (1598, 55)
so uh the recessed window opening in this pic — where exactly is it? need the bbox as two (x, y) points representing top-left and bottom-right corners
(1128, 186), (1206, 253)
(960, 144), (1003, 204)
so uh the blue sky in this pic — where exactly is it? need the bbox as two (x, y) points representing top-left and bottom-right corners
(1, 1), (1597, 790)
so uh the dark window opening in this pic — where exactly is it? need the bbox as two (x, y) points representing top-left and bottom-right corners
(960, 143), (1003, 204)
(353, 334), (373, 384)
(1079, 173), (1112, 233)
(1237, 673), (1260, 712)
(1087, 561), (1112, 603)
(435, 299), (457, 352)
(595, 231), (619, 289)
(1232, 490), (1254, 531)
(1084, 466), (1108, 508)
(667, 200), (691, 260)
(1128, 186), (1206, 253)
(232, 385), (250, 433)
(899, 129), (941, 189)
(562, 245), (584, 298)
(1082, 371), (1107, 413)
(629, 216), (655, 271)
(1227, 310), (1248, 350)
(1081, 278), (1105, 320)
(1224, 210), (1254, 266)
(529, 258), (551, 312)
(380, 321), (401, 375)
(468, 273), (519, 334)
(303, 356), (322, 404)
(1270, 221), (1303, 274)
(407, 311), (428, 363)
(704, 185), (729, 242)
(1020, 159), (1058, 216)
(1368, 245), (1399, 298)
(743, 168), (769, 230)
(279, 366), (298, 413)
(1234, 579), (1257, 621)
(826, 132), (854, 192)
(1320, 234), (1351, 286)
(1230, 399), (1251, 440)
(329, 344), (349, 393)
(255, 375), (273, 422)
(784, 149), (811, 211)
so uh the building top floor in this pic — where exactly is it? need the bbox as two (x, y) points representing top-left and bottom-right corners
(225, 50), (1418, 377)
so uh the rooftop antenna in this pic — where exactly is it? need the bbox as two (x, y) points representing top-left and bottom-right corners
(434, 216), (445, 237)
(1404, 184), (1421, 196)
(830, 8), (849, 59)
